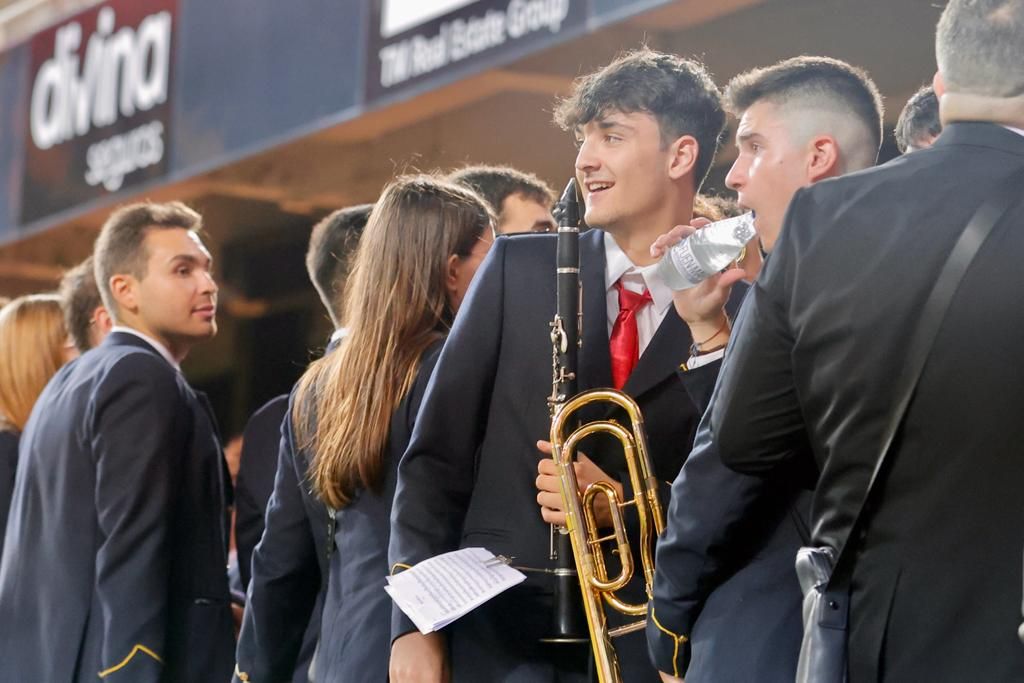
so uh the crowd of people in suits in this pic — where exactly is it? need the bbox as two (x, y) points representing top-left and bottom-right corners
(0, 0), (1021, 680)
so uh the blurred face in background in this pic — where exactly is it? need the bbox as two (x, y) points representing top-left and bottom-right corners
(496, 194), (555, 234)
(0, 295), (71, 430)
(447, 229), (494, 313)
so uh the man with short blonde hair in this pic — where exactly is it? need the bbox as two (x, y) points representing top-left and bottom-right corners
(0, 201), (233, 683)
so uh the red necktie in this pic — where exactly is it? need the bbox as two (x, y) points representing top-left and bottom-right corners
(609, 279), (652, 390)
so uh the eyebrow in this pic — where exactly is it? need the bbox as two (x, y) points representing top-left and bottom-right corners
(736, 131), (764, 145)
(168, 253), (213, 267)
(596, 118), (635, 132)
(576, 117), (636, 137)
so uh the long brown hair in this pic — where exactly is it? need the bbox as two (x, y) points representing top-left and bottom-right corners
(294, 175), (493, 509)
(0, 294), (68, 431)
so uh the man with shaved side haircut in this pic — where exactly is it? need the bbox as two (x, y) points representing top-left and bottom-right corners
(712, 0), (1024, 679)
(648, 56), (883, 683)
(235, 203), (372, 683)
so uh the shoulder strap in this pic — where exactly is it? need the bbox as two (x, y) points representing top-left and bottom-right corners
(833, 166), (1024, 573)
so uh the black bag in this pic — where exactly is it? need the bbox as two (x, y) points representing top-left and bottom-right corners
(794, 168), (1024, 683)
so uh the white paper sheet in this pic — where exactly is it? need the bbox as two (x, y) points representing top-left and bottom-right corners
(385, 547), (527, 634)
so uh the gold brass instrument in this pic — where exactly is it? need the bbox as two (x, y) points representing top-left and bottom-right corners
(550, 391), (666, 682)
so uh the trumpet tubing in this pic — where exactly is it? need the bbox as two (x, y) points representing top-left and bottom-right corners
(550, 388), (666, 683)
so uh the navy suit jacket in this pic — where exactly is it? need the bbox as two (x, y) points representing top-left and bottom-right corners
(234, 394), (318, 683)
(647, 356), (809, 682)
(236, 394), (289, 592)
(713, 123), (1024, 681)
(0, 331), (233, 683)
(0, 428), (18, 559)
(390, 230), (742, 682)
(236, 341), (442, 683)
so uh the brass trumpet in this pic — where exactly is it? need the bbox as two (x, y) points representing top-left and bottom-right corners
(549, 388), (666, 683)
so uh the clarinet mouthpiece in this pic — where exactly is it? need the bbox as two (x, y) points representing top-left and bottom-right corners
(556, 178), (581, 228)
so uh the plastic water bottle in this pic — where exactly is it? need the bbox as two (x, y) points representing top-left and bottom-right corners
(655, 212), (756, 291)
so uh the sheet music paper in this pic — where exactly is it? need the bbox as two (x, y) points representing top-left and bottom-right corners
(385, 547), (527, 634)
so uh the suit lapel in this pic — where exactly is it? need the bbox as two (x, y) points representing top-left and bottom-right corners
(576, 229), (693, 401)
(621, 308), (692, 400)
(194, 388), (233, 545)
(578, 229), (612, 391)
(194, 390), (223, 442)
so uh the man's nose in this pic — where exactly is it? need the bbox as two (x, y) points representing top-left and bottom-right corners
(725, 159), (745, 191)
(575, 139), (600, 175)
(201, 270), (218, 295)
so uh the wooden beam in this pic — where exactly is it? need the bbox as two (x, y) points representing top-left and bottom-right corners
(0, 260), (64, 282)
(626, 0), (767, 30)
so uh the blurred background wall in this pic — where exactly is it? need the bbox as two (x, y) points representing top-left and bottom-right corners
(0, 0), (944, 433)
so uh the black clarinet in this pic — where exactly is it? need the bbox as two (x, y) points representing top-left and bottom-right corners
(544, 178), (588, 643)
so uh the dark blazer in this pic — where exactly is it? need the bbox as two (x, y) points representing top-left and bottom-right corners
(236, 341), (442, 683)
(0, 428), (18, 558)
(234, 394), (318, 683)
(712, 123), (1024, 682)
(647, 357), (809, 682)
(0, 331), (233, 683)
(235, 394), (289, 591)
(390, 230), (739, 682)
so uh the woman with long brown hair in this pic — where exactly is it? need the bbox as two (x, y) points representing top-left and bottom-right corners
(236, 175), (494, 683)
(0, 293), (74, 556)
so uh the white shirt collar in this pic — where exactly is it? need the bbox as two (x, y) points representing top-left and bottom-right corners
(602, 231), (673, 315)
(110, 326), (181, 370)
(1006, 126), (1024, 138)
(330, 328), (347, 343)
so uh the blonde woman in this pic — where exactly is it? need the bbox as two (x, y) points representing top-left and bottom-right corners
(236, 175), (494, 683)
(0, 294), (72, 555)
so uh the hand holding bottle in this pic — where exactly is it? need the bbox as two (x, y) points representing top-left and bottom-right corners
(651, 219), (747, 345)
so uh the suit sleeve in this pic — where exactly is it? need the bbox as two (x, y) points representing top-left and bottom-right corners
(235, 395), (290, 591)
(234, 395), (320, 682)
(644, 360), (723, 675)
(388, 239), (507, 641)
(90, 353), (189, 682)
(647, 408), (799, 676)
(647, 271), (811, 676)
(676, 361), (720, 411)
(711, 191), (814, 474)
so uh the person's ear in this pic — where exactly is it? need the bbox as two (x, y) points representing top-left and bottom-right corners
(806, 135), (840, 183)
(93, 305), (113, 335)
(667, 135), (699, 182)
(446, 254), (461, 299)
(933, 71), (946, 98)
(109, 275), (138, 315)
